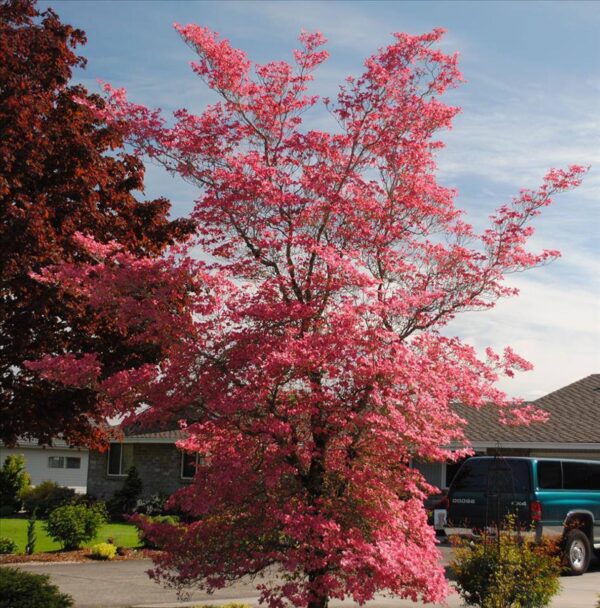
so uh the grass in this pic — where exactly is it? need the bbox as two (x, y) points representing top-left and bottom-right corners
(0, 518), (141, 554)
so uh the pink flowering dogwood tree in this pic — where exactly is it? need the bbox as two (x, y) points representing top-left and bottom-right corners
(30, 25), (585, 608)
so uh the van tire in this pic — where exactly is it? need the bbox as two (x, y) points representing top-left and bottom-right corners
(563, 529), (591, 575)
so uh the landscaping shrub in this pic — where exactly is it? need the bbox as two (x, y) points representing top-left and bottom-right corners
(134, 493), (168, 515)
(451, 516), (561, 608)
(0, 567), (74, 608)
(90, 542), (117, 560)
(133, 514), (180, 548)
(25, 510), (37, 555)
(45, 503), (107, 550)
(107, 466), (143, 519)
(0, 454), (30, 514)
(21, 480), (76, 517)
(0, 537), (17, 554)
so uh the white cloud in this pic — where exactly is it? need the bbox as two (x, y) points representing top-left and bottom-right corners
(435, 74), (600, 398)
(219, 1), (465, 59)
(445, 274), (600, 400)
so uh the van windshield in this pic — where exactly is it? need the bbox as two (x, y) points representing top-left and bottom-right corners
(452, 458), (531, 494)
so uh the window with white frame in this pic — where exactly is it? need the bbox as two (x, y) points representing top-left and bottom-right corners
(107, 443), (134, 476)
(180, 452), (202, 479)
(48, 456), (64, 468)
(48, 456), (81, 469)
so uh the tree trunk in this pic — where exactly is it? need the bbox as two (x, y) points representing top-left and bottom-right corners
(307, 570), (329, 608)
(308, 597), (328, 608)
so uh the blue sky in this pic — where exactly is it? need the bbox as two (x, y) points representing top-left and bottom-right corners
(44, 1), (599, 399)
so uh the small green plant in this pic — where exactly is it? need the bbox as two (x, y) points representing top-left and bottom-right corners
(0, 567), (74, 608)
(25, 509), (37, 555)
(0, 537), (17, 554)
(45, 503), (107, 550)
(451, 516), (561, 608)
(107, 466), (143, 518)
(0, 455), (30, 514)
(20, 480), (76, 517)
(134, 493), (168, 515)
(90, 542), (117, 560)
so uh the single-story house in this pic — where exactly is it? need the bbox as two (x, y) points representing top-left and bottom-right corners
(0, 439), (89, 493)
(87, 374), (600, 501)
(86, 428), (194, 500)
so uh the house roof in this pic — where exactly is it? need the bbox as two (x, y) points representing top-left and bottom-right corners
(456, 374), (600, 446)
(119, 374), (600, 448)
(124, 429), (186, 440)
(121, 427), (187, 443)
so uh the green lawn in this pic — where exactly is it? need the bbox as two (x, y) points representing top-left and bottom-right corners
(0, 518), (141, 554)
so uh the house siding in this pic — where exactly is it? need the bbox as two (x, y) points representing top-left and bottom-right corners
(0, 445), (88, 493)
(87, 443), (189, 500)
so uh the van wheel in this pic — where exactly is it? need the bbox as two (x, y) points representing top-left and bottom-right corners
(563, 529), (591, 575)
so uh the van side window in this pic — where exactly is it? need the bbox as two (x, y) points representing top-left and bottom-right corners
(537, 460), (562, 489)
(451, 459), (490, 491)
(563, 462), (600, 490)
(488, 459), (531, 493)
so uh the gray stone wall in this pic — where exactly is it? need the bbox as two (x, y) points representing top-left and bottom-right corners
(87, 443), (190, 500)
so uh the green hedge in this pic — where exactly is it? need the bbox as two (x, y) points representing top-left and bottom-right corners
(0, 567), (73, 608)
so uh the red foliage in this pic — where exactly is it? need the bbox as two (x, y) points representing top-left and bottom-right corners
(0, 0), (193, 447)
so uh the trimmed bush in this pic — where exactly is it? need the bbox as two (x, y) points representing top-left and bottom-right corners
(0, 567), (73, 608)
(0, 505), (16, 517)
(21, 481), (76, 517)
(107, 466), (143, 519)
(0, 455), (30, 514)
(0, 536), (17, 554)
(451, 516), (561, 608)
(45, 503), (107, 550)
(90, 542), (117, 560)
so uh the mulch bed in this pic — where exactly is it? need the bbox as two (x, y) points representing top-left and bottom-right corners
(0, 547), (163, 564)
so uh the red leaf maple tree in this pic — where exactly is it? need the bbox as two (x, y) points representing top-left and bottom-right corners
(0, 0), (193, 447)
(30, 23), (585, 607)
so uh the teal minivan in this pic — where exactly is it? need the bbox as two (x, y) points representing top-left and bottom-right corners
(445, 456), (600, 574)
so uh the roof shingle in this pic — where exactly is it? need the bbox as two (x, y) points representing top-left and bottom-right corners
(456, 374), (600, 444)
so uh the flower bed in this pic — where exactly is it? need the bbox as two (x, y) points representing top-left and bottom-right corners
(0, 547), (163, 564)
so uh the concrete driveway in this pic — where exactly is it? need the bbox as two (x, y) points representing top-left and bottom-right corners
(9, 548), (600, 608)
